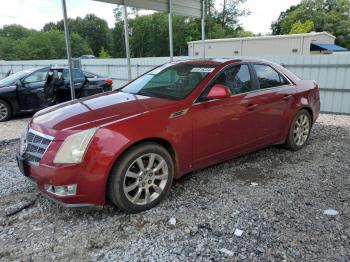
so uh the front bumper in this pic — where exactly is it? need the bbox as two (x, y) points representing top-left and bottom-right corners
(16, 154), (102, 207)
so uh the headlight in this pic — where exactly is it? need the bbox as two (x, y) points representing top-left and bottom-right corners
(53, 128), (97, 164)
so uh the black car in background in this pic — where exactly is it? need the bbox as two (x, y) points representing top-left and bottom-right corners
(0, 67), (113, 121)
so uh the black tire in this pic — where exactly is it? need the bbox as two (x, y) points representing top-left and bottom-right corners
(107, 142), (174, 213)
(285, 109), (312, 151)
(0, 99), (12, 122)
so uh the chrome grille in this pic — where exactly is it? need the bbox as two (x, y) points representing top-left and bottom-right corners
(22, 129), (53, 165)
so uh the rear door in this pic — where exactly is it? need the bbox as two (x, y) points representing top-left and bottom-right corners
(251, 64), (296, 143)
(63, 69), (86, 89)
(17, 68), (49, 110)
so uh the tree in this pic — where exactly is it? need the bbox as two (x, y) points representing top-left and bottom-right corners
(130, 13), (169, 57)
(289, 20), (314, 34)
(271, 4), (301, 35)
(0, 1), (255, 60)
(0, 29), (92, 60)
(271, 0), (350, 49)
(111, 6), (126, 58)
(0, 24), (34, 39)
(43, 14), (113, 57)
(99, 47), (112, 58)
(74, 14), (112, 56)
(217, 0), (250, 29)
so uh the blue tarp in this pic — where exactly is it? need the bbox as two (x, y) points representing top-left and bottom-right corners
(311, 43), (348, 52)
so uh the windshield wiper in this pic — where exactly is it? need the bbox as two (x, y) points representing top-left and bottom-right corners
(137, 90), (157, 97)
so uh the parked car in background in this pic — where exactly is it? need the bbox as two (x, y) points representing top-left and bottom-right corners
(80, 55), (96, 59)
(16, 59), (320, 213)
(0, 67), (113, 121)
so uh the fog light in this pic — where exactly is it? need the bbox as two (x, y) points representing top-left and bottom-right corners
(44, 184), (77, 196)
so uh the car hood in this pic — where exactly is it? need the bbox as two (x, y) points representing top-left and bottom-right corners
(31, 91), (177, 139)
(0, 82), (13, 88)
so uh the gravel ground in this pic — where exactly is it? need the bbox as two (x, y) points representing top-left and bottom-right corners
(0, 116), (30, 141)
(0, 114), (349, 261)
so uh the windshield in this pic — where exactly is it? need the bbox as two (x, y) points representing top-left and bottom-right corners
(122, 63), (216, 100)
(0, 69), (36, 86)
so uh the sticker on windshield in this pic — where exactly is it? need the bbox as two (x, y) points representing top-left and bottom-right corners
(191, 67), (215, 73)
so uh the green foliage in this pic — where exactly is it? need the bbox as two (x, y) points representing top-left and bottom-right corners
(289, 20), (314, 34)
(99, 47), (112, 58)
(0, 24), (35, 39)
(0, 30), (92, 60)
(272, 0), (350, 49)
(130, 13), (169, 57)
(234, 29), (254, 37)
(0, 0), (256, 60)
(43, 14), (112, 56)
(216, 0), (250, 29)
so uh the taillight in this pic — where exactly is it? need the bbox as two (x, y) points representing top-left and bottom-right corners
(105, 79), (113, 85)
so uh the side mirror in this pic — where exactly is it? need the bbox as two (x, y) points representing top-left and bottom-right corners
(206, 84), (231, 100)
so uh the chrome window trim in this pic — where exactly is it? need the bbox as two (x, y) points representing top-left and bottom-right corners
(192, 62), (295, 106)
(192, 84), (294, 106)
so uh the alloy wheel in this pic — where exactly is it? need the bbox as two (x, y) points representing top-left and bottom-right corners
(0, 102), (8, 121)
(123, 153), (169, 206)
(293, 113), (310, 146)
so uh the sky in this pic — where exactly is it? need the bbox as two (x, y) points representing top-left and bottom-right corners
(0, 0), (301, 34)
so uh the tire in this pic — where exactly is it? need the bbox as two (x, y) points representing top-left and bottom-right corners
(285, 109), (312, 151)
(107, 142), (174, 213)
(0, 99), (12, 122)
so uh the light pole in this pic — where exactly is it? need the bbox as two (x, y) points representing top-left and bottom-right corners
(61, 0), (75, 100)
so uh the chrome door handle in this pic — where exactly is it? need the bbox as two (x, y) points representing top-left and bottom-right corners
(283, 94), (293, 100)
(247, 104), (258, 111)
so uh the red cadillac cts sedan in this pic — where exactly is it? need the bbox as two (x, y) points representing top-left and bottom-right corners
(17, 59), (320, 213)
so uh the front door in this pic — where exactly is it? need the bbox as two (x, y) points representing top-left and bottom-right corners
(191, 63), (263, 168)
(17, 68), (49, 110)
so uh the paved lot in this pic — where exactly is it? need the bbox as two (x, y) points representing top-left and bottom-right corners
(0, 114), (349, 261)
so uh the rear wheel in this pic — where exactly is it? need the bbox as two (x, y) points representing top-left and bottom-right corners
(107, 143), (174, 213)
(0, 99), (11, 122)
(285, 109), (311, 151)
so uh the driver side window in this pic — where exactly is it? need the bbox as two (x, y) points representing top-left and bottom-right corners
(24, 68), (49, 84)
(211, 64), (252, 95)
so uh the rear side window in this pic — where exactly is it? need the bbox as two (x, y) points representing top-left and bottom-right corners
(253, 64), (289, 89)
(63, 69), (85, 79)
(211, 64), (252, 95)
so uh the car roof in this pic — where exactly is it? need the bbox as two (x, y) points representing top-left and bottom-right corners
(174, 59), (237, 67)
(50, 67), (70, 70)
(171, 58), (277, 67)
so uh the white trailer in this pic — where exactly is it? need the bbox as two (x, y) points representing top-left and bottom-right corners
(188, 32), (346, 57)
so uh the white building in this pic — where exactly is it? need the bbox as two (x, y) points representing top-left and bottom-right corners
(188, 32), (347, 57)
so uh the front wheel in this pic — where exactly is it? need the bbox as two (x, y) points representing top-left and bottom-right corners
(285, 109), (312, 151)
(107, 143), (174, 213)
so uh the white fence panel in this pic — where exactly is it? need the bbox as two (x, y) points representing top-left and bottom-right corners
(0, 55), (349, 114)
